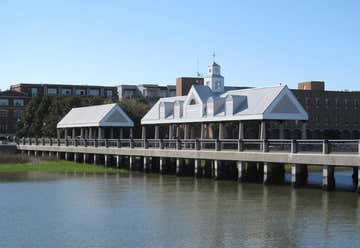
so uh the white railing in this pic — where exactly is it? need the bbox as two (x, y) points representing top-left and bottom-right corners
(18, 137), (360, 155)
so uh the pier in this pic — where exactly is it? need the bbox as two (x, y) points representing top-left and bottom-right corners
(17, 137), (360, 192)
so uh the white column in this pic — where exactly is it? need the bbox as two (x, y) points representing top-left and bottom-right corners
(184, 124), (189, 139)
(169, 125), (174, 139)
(238, 121), (244, 139)
(154, 125), (160, 139)
(200, 123), (205, 139)
(260, 121), (266, 140)
(219, 123), (224, 139)
(119, 128), (124, 139)
(301, 122), (307, 139)
(98, 127), (103, 139)
(110, 128), (114, 139)
(80, 128), (84, 139)
(279, 121), (285, 139)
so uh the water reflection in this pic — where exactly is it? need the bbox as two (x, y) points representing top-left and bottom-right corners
(0, 172), (359, 248)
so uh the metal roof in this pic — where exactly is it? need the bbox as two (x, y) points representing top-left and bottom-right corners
(57, 103), (134, 128)
(141, 85), (308, 125)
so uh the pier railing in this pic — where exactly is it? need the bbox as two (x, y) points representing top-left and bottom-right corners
(18, 138), (360, 155)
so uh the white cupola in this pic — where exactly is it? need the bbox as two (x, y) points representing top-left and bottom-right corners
(204, 60), (224, 93)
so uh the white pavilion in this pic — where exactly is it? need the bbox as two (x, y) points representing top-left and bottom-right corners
(141, 61), (308, 140)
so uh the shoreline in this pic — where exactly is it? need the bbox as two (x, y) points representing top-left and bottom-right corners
(0, 160), (128, 174)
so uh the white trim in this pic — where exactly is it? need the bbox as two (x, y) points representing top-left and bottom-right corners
(99, 104), (134, 127)
(264, 86), (308, 120)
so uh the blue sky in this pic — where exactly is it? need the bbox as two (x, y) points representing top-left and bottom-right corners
(0, 0), (359, 90)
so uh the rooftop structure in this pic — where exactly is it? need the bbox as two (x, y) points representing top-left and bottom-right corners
(10, 83), (117, 98)
(141, 84), (308, 125)
(117, 84), (176, 100)
(57, 103), (134, 139)
(141, 61), (308, 141)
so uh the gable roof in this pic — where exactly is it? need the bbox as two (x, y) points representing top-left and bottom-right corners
(141, 85), (308, 125)
(57, 103), (134, 128)
(192, 84), (214, 103)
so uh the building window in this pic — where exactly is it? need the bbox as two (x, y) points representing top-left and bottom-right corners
(31, 88), (38, 96)
(189, 99), (196, 105)
(13, 99), (24, 106)
(61, 88), (72, 95)
(89, 89), (100, 96)
(0, 123), (7, 133)
(124, 90), (134, 97)
(355, 100), (359, 110)
(335, 98), (339, 109)
(305, 97), (310, 107)
(325, 98), (329, 109)
(216, 81), (222, 89)
(75, 89), (86, 96)
(47, 88), (57, 95)
(14, 110), (23, 120)
(106, 90), (113, 97)
(344, 99), (349, 110)
(315, 97), (320, 109)
(0, 110), (8, 118)
(0, 99), (9, 106)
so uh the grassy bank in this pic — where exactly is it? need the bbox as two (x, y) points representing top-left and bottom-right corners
(0, 153), (127, 174)
(0, 160), (128, 174)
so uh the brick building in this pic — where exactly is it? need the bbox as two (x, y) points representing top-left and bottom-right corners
(176, 77), (204, 96)
(0, 90), (29, 138)
(10, 83), (117, 98)
(268, 81), (360, 139)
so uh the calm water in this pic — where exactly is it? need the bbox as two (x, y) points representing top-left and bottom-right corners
(0, 171), (360, 248)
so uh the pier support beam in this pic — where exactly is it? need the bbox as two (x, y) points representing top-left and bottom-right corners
(263, 162), (285, 185)
(143, 157), (150, 172)
(129, 156), (135, 170)
(116, 155), (121, 168)
(237, 162), (260, 182)
(64, 152), (69, 160)
(236, 161), (246, 182)
(194, 159), (202, 178)
(176, 158), (184, 176)
(355, 167), (360, 193)
(159, 158), (166, 174)
(104, 155), (109, 167)
(352, 167), (358, 186)
(94, 154), (99, 165)
(83, 153), (89, 164)
(322, 165), (335, 191)
(74, 153), (78, 163)
(291, 164), (308, 187)
(213, 160), (222, 180)
(151, 157), (160, 172)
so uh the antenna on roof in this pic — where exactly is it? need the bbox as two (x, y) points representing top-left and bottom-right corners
(212, 51), (216, 62)
(196, 58), (200, 77)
